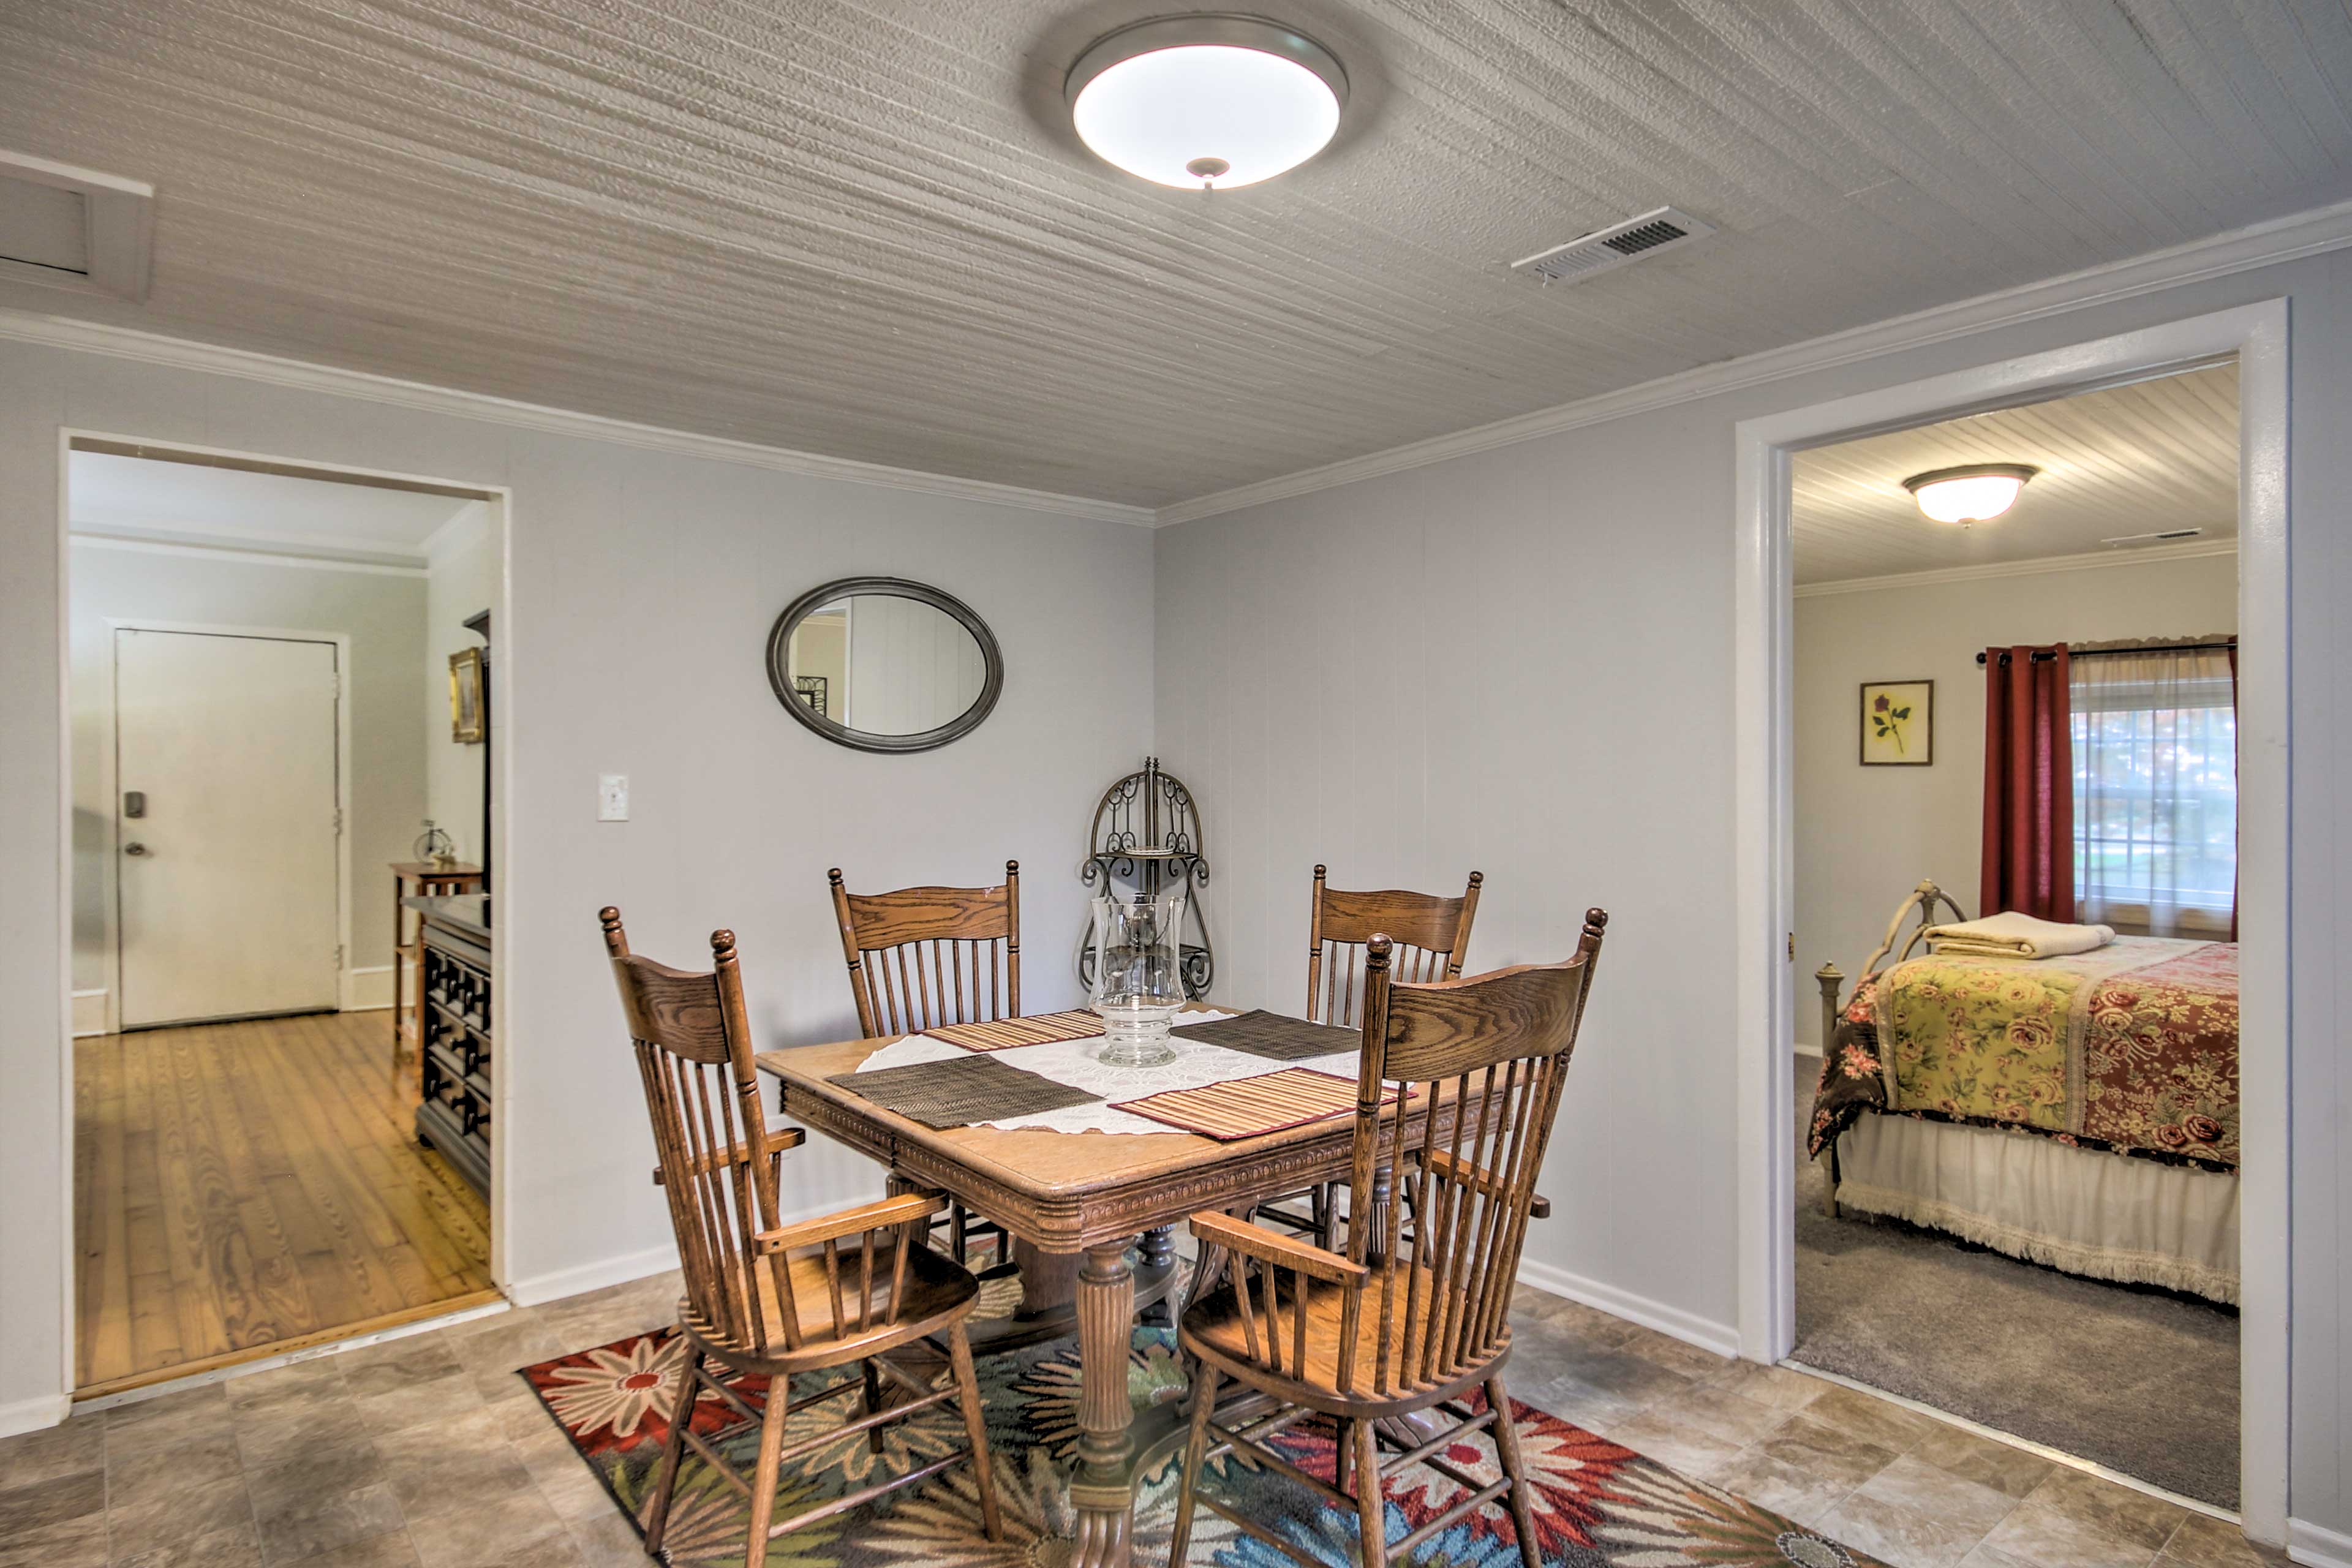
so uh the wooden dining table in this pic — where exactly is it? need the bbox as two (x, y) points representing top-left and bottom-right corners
(755, 1012), (1466, 1568)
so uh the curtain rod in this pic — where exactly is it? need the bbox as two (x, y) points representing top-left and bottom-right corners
(1975, 638), (2237, 666)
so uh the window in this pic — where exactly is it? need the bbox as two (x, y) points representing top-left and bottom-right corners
(2070, 646), (2236, 937)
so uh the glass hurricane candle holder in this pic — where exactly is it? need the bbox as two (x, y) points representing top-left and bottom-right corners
(1088, 889), (1188, 1068)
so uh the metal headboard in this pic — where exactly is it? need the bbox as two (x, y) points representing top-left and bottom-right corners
(1812, 877), (1969, 1057)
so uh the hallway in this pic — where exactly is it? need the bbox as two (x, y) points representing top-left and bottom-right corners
(75, 1012), (494, 1395)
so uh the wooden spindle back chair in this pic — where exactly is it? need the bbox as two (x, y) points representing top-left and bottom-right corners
(1172, 910), (1608, 1568)
(831, 862), (1019, 1036)
(1265, 866), (1484, 1247)
(1306, 865), (1483, 1026)
(600, 908), (1000, 1567)
(829, 863), (1019, 1270)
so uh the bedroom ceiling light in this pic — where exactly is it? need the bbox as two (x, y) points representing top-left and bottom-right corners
(1902, 463), (2038, 525)
(1066, 16), (1346, 190)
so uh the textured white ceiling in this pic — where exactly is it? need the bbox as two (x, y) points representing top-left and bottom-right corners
(2, 2), (2347, 509)
(70, 450), (478, 562)
(1791, 361), (2239, 584)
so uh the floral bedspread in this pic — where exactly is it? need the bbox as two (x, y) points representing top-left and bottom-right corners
(1808, 937), (2238, 1172)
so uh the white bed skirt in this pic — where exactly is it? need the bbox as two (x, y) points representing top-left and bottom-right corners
(1835, 1113), (2240, 1305)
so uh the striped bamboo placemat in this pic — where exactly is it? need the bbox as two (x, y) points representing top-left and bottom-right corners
(1170, 1008), (1358, 1061)
(1111, 1068), (1392, 1142)
(829, 1054), (1099, 1129)
(925, 1009), (1105, 1053)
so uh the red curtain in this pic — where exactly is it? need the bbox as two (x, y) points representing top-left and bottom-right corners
(1981, 644), (2075, 922)
(2228, 643), (2239, 943)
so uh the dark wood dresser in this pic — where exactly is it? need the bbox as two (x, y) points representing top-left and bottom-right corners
(405, 893), (492, 1194)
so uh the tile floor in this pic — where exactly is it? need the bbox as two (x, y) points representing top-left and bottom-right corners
(0, 1274), (2288, 1568)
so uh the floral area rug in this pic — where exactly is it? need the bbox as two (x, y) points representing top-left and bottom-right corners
(518, 1325), (1882, 1567)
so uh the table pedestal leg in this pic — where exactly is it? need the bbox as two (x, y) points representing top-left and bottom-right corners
(1363, 1164), (1394, 1264)
(1071, 1238), (1137, 1568)
(1140, 1226), (1177, 1324)
(1016, 1240), (1082, 1315)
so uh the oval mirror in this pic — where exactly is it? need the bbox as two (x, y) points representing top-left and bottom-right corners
(765, 577), (1003, 753)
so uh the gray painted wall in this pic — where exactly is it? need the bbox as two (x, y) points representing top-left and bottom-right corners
(1154, 251), (2352, 1536)
(67, 542), (428, 997)
(0, 342), (1154, 1429)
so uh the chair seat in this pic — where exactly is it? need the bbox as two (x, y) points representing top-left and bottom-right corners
(686, 1237), (979, 1368)
(1179, 1261), (1509, 1414)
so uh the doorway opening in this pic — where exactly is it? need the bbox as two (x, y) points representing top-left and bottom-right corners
(1732, 301), (2290, 1545)
(1787, 362), (2242, 1507)
(66, 436), (507, 1398)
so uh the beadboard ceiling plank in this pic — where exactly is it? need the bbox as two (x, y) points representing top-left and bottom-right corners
(1, 1), (2342, 507)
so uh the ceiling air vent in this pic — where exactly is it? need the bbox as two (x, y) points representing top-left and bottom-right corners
(1512, 206), (1714, 285)
(0, 151), (153, 301)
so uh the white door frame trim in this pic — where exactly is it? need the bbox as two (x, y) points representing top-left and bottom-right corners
(98, 618), (353, 1031)
(55, 429), (516, 1399)
(1730, 300), (2290, 1544)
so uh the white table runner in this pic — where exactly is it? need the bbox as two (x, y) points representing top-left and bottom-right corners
(854, 1011), (1363, 1135)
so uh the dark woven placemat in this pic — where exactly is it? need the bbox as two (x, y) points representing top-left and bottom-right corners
(1171, 1008), (1360, 1062)
(828, 1054), (1099, 1129)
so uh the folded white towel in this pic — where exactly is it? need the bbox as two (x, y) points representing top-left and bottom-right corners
(1921, 910), (2116, 959)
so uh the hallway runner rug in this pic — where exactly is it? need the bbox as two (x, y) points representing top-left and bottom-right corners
(519, 1325), (1882, 1567)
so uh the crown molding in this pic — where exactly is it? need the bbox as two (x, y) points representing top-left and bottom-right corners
(1155, 196), (2352, 527)
(0, 311), (1157, 528)
(71, 532), (429, 578)
(73, 513), (432, 568)
(1793, 537), (2237, 598)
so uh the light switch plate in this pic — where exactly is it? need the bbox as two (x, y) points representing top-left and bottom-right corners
(598, 774), (629, 822)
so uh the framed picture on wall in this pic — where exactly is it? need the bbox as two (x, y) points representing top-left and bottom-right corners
(449, 647), (487, 744)
(1860, 679), (1932, 765)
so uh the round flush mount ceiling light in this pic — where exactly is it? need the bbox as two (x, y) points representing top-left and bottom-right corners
(1066, 15), (1346, 190)
(1902, 463), (2040, 525)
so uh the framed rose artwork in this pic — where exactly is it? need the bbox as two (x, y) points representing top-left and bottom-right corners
(1860, 679), (1932, 764)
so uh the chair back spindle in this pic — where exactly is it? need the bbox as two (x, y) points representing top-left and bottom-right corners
(830, 862), (1019, 1036)
(1306, 866), (1482, 1027)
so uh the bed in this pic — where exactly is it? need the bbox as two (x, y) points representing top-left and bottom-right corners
(1808, 880), (2241, 1304)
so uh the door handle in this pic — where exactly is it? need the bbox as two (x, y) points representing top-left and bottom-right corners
(124, 842), (150, 857)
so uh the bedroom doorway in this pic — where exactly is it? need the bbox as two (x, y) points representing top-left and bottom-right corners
(1787, 363), (2242, 1508)
(1732, 302), (2290, 1544)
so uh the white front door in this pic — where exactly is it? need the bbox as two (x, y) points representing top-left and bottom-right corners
(115, 628), (342, 1028)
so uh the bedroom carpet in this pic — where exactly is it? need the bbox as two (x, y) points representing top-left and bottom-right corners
(1793, 1058), (2241, 1509)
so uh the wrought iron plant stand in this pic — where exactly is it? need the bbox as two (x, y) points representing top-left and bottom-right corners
(1076, 756), (1214, 1000)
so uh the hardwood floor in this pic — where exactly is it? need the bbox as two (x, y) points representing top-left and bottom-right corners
(74, 1009), (493, 1394)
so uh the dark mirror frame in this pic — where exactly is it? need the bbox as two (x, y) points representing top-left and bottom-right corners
(764, 576), (1005, 754)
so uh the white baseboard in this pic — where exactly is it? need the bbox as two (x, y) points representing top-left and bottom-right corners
(1515, 1259), (1741, 1360)
(72, 989), (108, 1038)
(505, 1242), (682, 1308)
(0, 1391), (71, 1439)
(503, 1197), (855, 1308)
(2291, 1517), (2352, 1566)
(342, 964), (393, 1012)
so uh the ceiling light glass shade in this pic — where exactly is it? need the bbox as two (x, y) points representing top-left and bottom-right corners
(1902, 463), (2039, 524)
(1068, 18), (1346, 190)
